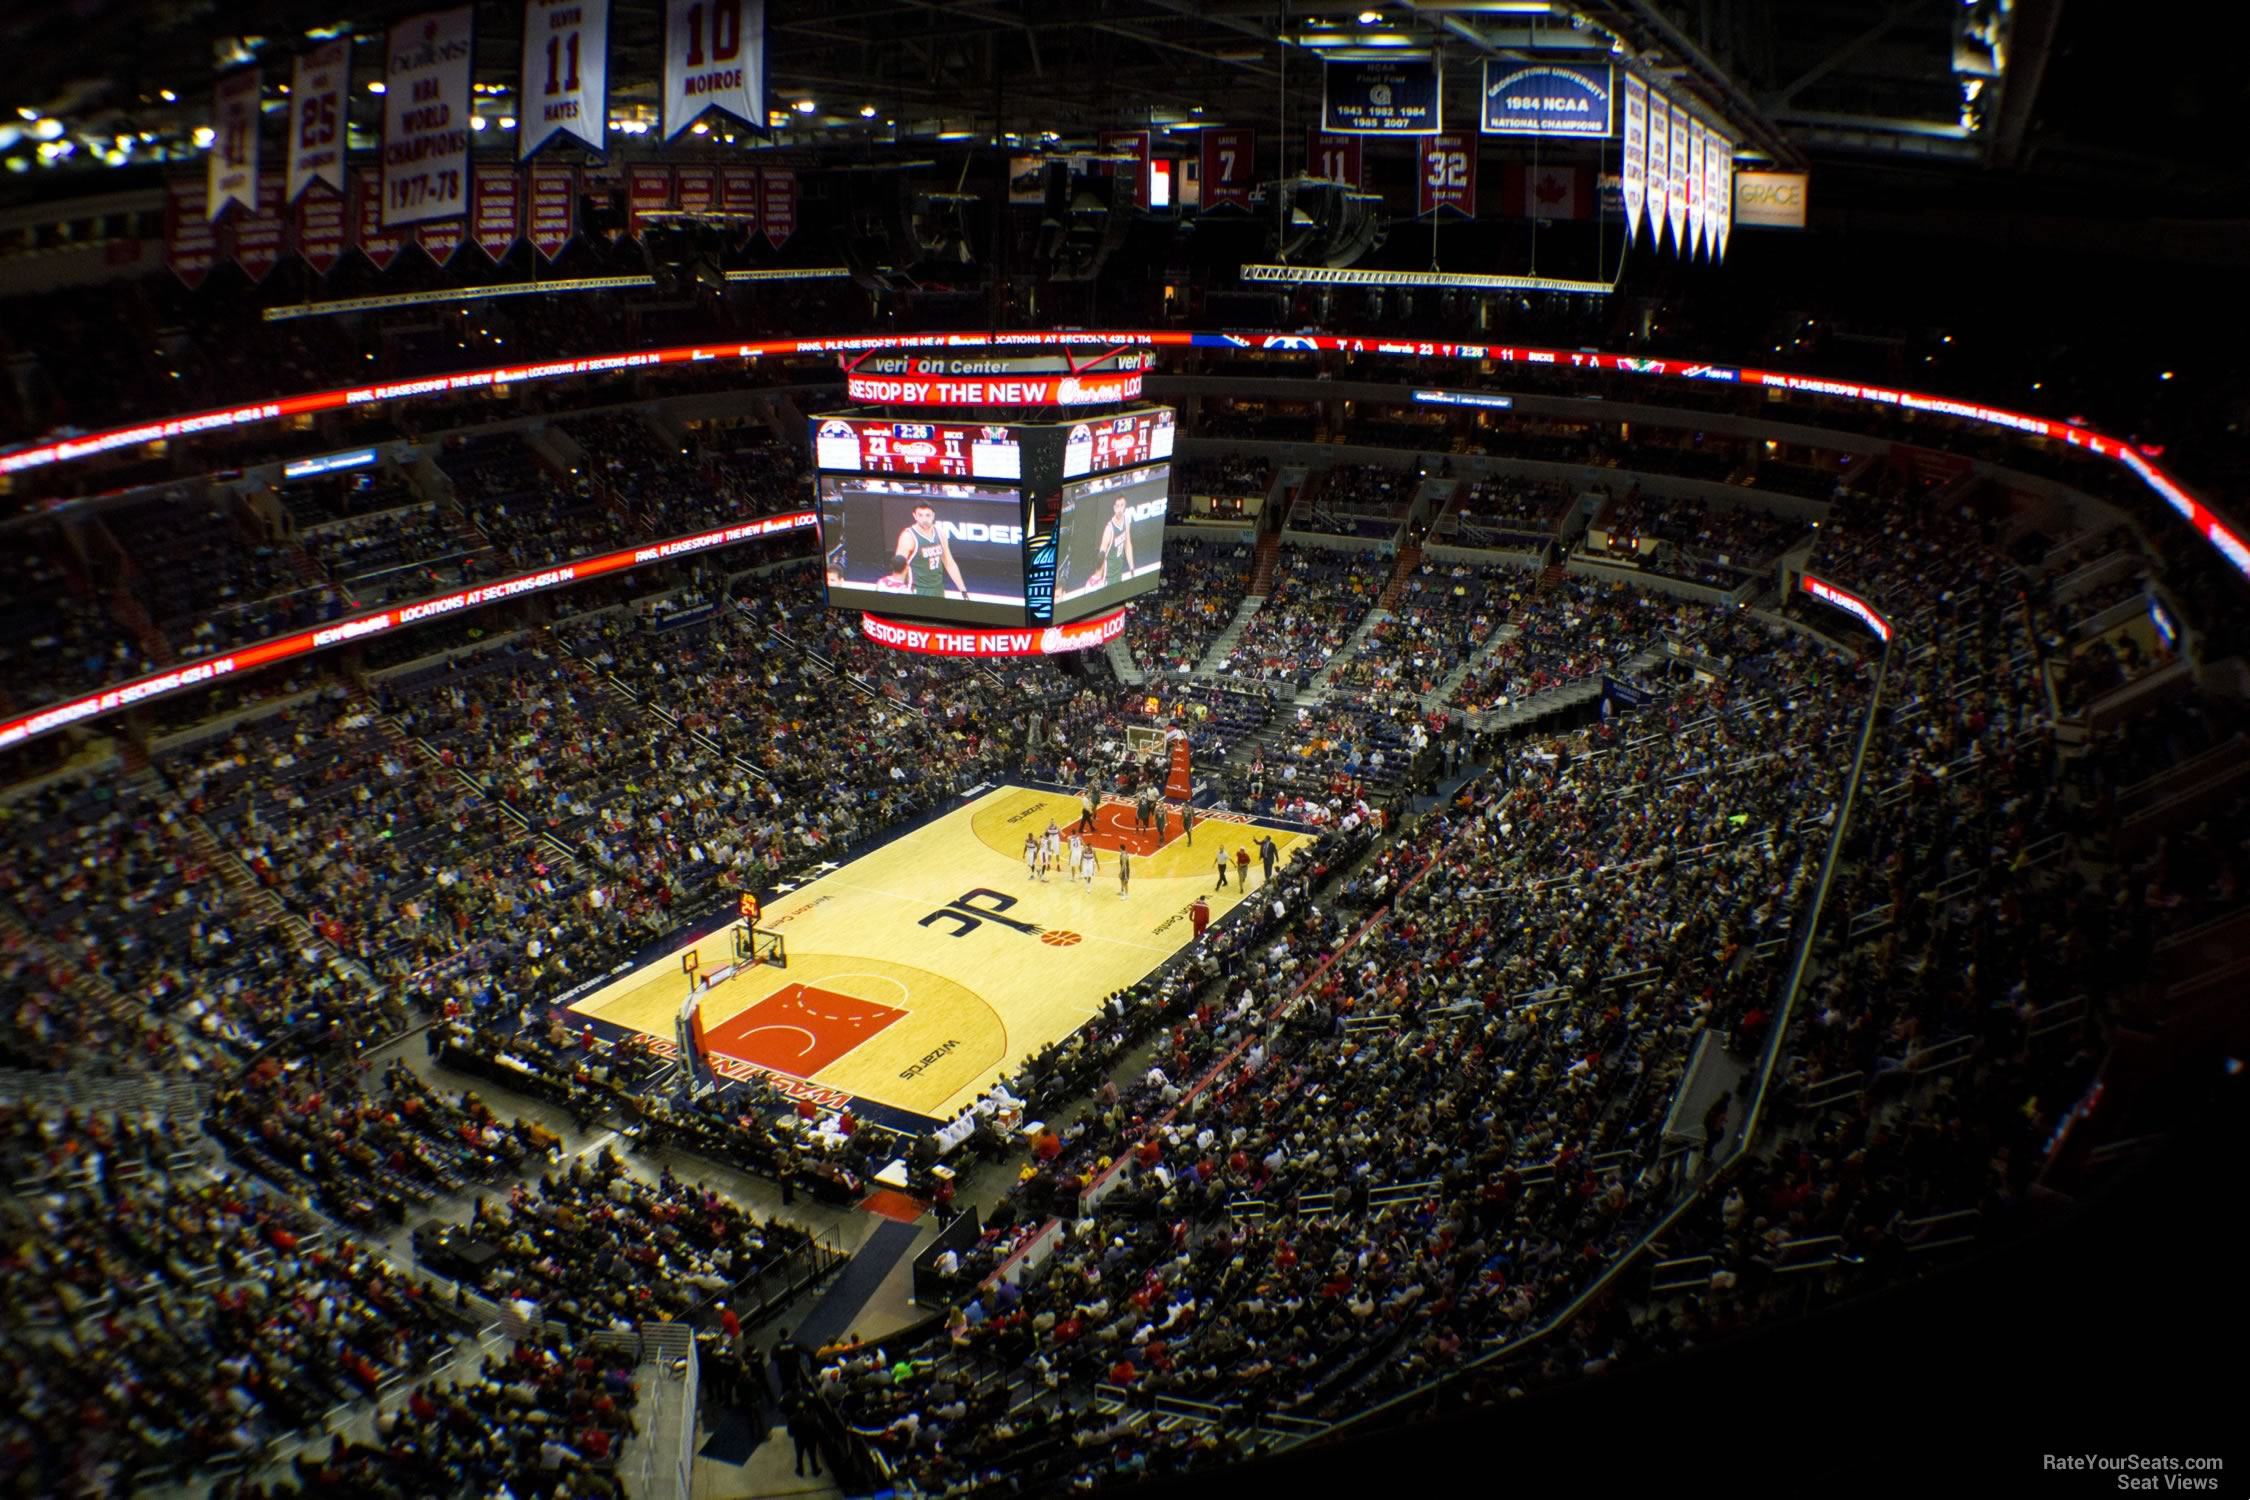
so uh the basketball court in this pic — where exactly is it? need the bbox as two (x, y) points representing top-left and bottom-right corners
(566, 783), (1310, 1125)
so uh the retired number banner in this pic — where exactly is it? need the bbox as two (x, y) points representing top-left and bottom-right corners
(1417, 132), (1476, 218)
(1199, 128), (1254, 212)
(663, 0), (765, 140)
(1621, 74), (1647, 242)
(209, 67), (261, 221)
(383, 6), (475, 229)
(1306, 129), (1362, 188)
(1098, 130), (1151, 209)
(521, 0), (608, 157)
(288, 40), (349, 202)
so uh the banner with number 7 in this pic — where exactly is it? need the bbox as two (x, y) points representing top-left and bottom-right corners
(1200, 128), (1255, 212)
(1418, 132), (1477, 219)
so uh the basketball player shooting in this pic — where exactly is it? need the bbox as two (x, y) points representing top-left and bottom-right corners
(887, 503), (969, 598)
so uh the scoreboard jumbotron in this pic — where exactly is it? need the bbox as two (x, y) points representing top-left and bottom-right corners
(813, 347), (1175, 646)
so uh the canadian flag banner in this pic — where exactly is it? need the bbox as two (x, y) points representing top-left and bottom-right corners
(1506, 160), (1588, 220)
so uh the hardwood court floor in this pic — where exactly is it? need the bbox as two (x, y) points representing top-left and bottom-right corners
(569, 785), (1309, 1121)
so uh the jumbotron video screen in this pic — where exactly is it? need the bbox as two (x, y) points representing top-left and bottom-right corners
(818, 475), (1028, 626)
(1052, 461), (1169, 613)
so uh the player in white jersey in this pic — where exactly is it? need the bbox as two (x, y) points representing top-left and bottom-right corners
(1025, 831), (1041, 881)
(1080, 845), (1097, 889)
(1068, 830), (1085, 871)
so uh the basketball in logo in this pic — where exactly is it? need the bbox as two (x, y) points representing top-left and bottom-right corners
(1041, 930), (1083, 947)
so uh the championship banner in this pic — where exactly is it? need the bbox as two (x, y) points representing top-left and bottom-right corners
(1666, 99), (1689, 252)
(520, 0), (608, 157)
(1098, 130), (1151, 209)
(287, 40), (349, 202)
(1481, 62), (1613, 137)
(720, 166), (761, 235)
(1686, 117), (1705, 258)
(296, 183), (348, 273)
(473, 164), (521, 260)
(1647, 87), (1670, 251)
(1505, 160), (1587, 220)
(676, 165), (716, 218)
(528, 163), (576, 258)
(1704, 132), (1725, 261)
(761, 167), (796, 247)
(209, 67), (262, 221)
(1306, 129), (1362, 187)
(166, 178), (219, 287)
(353, 170), (407, 269)
(627, 164), (673, 238)
(1323, 60), (1440, 134)
(231, 174), (288, 281)
(1621, 74), (1646, 242)
(383, 6), (475, 229)
(662, 0), (765, 141)
(1713, 137), (1734, 260)
(1199, 128), (1254, 212)
(418, 217), (465, 265)
(1417, 132), (1476, 218)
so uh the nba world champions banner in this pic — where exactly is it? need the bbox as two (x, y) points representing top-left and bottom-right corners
(382, 6), (475, 229)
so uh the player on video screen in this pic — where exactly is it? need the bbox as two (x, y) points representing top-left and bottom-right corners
(1086, 492), (1136, 590)
(888, 503), (968, 598)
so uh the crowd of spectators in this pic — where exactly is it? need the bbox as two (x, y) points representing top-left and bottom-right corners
(1124, 539), (1252, 676)
(1, 1098), (474, 1495)
(1327, 562), (1528, 707)
(1218, 549), (1389, 690)
(1291, 464), (1417, 540)
(1449, 577), (1689, 713)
